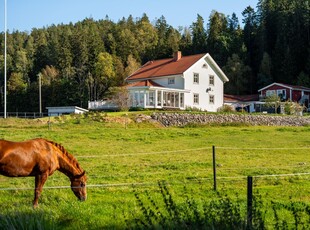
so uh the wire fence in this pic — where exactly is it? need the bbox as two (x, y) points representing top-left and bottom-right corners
(0, 146), (309, 192)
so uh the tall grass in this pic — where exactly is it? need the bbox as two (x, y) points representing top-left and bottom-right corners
(127, 182), (310, 229)
(0, 210), (56, 230)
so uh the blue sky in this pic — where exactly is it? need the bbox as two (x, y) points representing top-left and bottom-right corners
(0, 0), (258, 33)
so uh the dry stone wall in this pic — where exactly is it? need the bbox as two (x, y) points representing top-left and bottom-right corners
(150, 113), (310, 127)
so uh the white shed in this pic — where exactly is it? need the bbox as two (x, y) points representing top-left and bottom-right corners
(46, 106), (89, 116)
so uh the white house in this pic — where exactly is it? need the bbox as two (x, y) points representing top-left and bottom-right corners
(126, 51), (229, 112)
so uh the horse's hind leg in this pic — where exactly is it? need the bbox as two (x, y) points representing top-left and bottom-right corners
(33, 173), (48, 208)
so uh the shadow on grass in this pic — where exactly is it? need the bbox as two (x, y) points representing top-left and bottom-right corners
(0, 210), (56, 230)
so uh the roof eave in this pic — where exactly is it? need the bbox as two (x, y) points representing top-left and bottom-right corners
(205, 54), (229, 83)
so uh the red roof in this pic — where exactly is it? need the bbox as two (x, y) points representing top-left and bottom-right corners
(224, 94), (259, 102)
(127, 53), (205, 80)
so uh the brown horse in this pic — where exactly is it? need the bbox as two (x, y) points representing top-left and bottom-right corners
(0, 138), (87, 207)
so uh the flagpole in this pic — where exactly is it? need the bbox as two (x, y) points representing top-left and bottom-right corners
(4, 0), (7, 118)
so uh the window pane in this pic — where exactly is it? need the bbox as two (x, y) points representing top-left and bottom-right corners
(209, 75), (214, 85)
(194, 73), (199, 84)
(194, 94), (199, 104)
(157, 91), (161, 106)
(209, 95), (214, 104)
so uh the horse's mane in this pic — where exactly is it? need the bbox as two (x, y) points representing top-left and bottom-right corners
(45, 139), (83, 173)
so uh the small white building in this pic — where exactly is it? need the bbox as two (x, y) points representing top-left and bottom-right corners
(125, 51), (229, 112)
(46, 106), (88, 116)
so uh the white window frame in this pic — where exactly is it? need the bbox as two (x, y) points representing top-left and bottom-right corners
(193, 93), (199, 105)
(277, 89), (286, 100)
(266, 90), (275, 97)
(209, 75), (214, 86)
(168, 77), (175, 85)
(209, 95), (215, 104)
(193, 73), (199, 84)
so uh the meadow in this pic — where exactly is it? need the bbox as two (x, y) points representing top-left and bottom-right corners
(0, 112), (310, 229)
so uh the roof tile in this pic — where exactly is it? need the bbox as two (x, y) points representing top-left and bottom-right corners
(127, 53), (205, 80)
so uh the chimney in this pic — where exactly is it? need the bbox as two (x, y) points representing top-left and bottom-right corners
(173, 51), (182, 61)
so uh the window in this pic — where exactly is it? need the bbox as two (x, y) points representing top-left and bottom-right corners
(147, 91), (155, 106)
(277, 89), (286, 100)
(266, 90), (275, 97)
(168, 78), (175, 85)
(193, 73), (199, 84)
(209, 75), (214, 86)
(209, 95), (214, 104)
(193, 93), (199, 105)
(157, 91), (162, 106)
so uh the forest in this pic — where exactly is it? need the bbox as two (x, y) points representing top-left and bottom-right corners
(0, 0), (309, 112)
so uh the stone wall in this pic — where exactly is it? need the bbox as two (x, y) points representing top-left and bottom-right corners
(150, 113), (310, 127)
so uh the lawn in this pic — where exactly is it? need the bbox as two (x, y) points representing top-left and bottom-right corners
(0, 112), (310, 229)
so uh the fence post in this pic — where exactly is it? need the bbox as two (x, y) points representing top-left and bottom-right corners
(212, 145), (217, 191)
(247, 176), (253, 229)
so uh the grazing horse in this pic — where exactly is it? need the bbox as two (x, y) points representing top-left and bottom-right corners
(0, 138), (87, 207)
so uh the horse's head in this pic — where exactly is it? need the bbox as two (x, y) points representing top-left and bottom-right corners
(70, 171), (87, 201)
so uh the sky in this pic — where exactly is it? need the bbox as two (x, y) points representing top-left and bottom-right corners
(0, 0), (258, 33)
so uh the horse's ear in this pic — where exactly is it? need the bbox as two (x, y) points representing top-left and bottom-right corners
(75, 171), (86, 178)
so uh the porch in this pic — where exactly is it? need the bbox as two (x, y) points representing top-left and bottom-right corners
(129, 87), (190, 109)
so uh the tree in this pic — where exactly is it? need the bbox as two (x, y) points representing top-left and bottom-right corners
(7, 72), (28, 112)
(207, 11), (229, 65)
(179, 27), (192, 55)
(223, 54), (252, 95)
(242, 6), (259, 67)
(108, 86), (132, 111)
(227, 13), (244, 58)
(40, 65), (59, 85)
(136, 14), (158, 60)
(125, 54), (141, 78)
(257, 52), (272, 88)
(264, 94), (281, 114)
(191, 14), (207, 54)
(112, 55), (125, 87)
(94, 52), (115, 99)
(297, 71), (310, 88)
(8, 72), (27, 92)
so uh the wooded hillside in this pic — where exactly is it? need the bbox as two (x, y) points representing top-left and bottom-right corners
(0, 0), (309, 112)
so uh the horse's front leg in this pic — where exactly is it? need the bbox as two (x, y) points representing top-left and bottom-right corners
(33, 172), (48, 208)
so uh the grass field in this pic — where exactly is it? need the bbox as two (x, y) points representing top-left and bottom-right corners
(0, 112), (310, 229)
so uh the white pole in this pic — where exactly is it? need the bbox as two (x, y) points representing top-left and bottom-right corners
(39, 74), (42, 114)
(4, 0), (7, 118)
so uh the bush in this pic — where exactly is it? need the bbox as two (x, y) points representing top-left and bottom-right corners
(217, 104), (235, 113)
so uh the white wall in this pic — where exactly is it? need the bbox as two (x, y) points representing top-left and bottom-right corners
(152, 75), (184, 89)
(183, 57), (224, 112)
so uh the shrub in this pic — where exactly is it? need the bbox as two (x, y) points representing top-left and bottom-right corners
(217, 104), (235, 113)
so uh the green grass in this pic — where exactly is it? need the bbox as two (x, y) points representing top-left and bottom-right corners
(0, 113), (310, 229)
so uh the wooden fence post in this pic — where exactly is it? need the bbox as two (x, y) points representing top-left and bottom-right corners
(247, 176), (253, 229)
(212, 145), (217, 191)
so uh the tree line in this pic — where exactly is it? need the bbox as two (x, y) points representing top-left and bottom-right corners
(0, 0), (309, 112)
